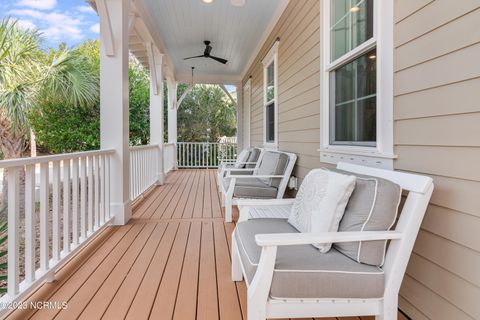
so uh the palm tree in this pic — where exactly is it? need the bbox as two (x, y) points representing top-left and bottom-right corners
(0, 18), (99, 204)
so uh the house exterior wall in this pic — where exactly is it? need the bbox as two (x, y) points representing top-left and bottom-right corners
(242, 1), (480, 318)
(393, 1), (480, 319)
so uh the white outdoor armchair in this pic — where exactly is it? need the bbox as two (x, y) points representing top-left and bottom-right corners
(220, 150), (297, 223)
(217, 147), (263, 191)
(231, 162), (434, 320)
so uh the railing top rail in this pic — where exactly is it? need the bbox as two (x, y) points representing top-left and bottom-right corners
(177, 142), (236, 144)
(0, 149), (115, 169)
(129, 144), (159, 151)
(164, 143), (176, 147)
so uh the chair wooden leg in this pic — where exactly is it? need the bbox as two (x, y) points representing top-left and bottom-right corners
(376, 295), (398, 320)
(225, 199), (232, 222)
(231, 236), (243, 281)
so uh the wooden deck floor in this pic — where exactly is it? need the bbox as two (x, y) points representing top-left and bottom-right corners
(5, 170), (406, 320)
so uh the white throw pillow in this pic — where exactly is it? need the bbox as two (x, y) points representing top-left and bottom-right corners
(234, 149), (250, 168)
(288, 169), (356, 253)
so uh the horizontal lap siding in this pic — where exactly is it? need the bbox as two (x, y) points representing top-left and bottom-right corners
(394, 0), (480, 319)
(242, 0), (322, 185)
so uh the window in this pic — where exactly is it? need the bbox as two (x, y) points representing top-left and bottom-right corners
(262, 41), (279, 148)
(320, 0), (394, 168)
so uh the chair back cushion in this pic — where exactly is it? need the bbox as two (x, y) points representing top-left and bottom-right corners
(256, 151), (289, 187)
(329, 168), (402, 266)
(234, 149), (251, 168)
(245, 148), (261, 168)
(288, 169), (356, 253)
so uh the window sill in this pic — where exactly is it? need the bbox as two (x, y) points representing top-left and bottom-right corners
(318, 147), (397, 170)
(264, 142), (278, 151)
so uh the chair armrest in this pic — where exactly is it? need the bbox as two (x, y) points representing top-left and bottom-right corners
(227, 174), (284, 179)
(223, 168), (255, 172)
(236, 198), (295, 207)
(255, 231), (402, 247)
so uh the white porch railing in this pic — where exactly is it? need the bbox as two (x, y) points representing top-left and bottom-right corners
(177, 142), (237, 168)
(129, 144), (159, 201)
(0, 149), (114, 305)
(164, 143), (176, 173)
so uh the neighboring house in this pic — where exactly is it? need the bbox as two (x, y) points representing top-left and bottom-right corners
(241, 1), (480, 319)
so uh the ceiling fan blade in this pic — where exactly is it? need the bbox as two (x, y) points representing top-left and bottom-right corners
(209, 55), (228, 64)
(184, 54), (205, 60)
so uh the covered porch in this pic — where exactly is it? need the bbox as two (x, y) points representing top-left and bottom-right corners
(3, 170), (407, 320)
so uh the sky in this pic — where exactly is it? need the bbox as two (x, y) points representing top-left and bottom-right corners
(0, 0), (99, 48)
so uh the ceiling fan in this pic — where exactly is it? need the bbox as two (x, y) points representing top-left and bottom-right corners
(183, 41), (228, 65)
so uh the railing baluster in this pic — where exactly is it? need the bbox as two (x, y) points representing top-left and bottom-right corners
(39, 162), (49, 272)
(63, 159), (71, 254)
(87, 156), (94, 235)
(24, 164), (35, 284)
(100, 154), (105, 224)
(7, 167), (20, 296)
(94, 156), (99, 229)
(80, 156), (87, 240)
(105, 155), (111, 219)
(52, 161), (61, 262)
(72, 158), (79, 246)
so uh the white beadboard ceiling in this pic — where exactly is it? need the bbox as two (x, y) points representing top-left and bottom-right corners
(142, 0), (285, 84)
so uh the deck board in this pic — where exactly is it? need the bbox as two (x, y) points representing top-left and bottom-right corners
(4, 170), (403, 320)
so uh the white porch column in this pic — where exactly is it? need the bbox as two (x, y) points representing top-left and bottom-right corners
(236, 84), (244, 153)
(167, 78), (178, 144)
(147, 44), (165, 185)
(99, 0), (131, 225)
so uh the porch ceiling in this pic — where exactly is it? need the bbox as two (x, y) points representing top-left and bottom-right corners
(138, 0), (288, 84)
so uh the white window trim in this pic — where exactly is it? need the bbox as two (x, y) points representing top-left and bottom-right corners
(319, 0), (396, 169)
(262, 40), (279, 150)
(243, 78), (252, 149)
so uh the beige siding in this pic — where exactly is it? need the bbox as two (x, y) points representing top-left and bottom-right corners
(394, 1), (480, 319)
(242, 0), (323, 184)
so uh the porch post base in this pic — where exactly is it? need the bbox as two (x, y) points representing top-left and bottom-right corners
(156, 172), (165, 185)
(111, 200), (132, 225)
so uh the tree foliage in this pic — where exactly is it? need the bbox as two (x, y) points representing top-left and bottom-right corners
(28, 40), (152, 152)
(175, 84), (236, 142)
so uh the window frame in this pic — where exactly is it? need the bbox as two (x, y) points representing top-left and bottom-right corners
(320, 0), (396, 168)
(262, 40), (279, 149)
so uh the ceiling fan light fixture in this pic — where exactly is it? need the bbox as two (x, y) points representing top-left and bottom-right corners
(231, 0), (245, 7)
(202, 0), (214, 4)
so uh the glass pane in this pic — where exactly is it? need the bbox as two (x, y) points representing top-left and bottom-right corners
(331, 49), (376, 144)
(351, 0), (374, 50)
(266, 102), (275, 142)
(335, 102), (355, 142)
(335, 59), (355, 104)
(330, 0), (373, 62)
(356, 49), (376, 98)
(331, 0), (349, 26)
(266, 62), (275, 102)
(331, 16), (349, 61)
(356, 96), (376, 141)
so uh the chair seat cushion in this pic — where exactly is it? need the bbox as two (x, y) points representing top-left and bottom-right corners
(224, 178), (278, 199)
(235, 218), (385, 299)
